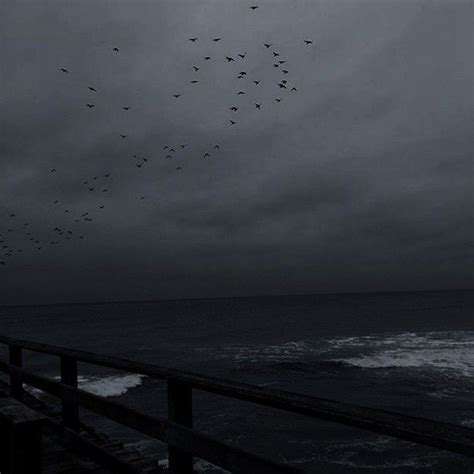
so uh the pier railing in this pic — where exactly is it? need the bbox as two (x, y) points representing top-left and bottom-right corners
(0, 335), (472, 473)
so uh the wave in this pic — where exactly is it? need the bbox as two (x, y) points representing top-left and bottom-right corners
(26, 373), (145, 399)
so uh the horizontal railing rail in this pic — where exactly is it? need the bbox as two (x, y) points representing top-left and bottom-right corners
(0, 335), (473, 473)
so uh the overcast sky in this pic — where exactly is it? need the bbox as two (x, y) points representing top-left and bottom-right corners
(1, 0), (472, 305)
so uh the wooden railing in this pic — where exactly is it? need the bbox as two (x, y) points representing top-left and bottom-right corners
(0, 335), (472, 473)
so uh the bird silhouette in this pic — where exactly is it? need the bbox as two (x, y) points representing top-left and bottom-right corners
(273, 51), (280, 57)
(255, 103), (262, 109)
(205, 56), (211, 60)
(213, 38), (221, 42)
(86, 104), (95, 108)
(237, 91), (245, 95)
(176, 166), (183, 170)
(282, 70), (289, 74)
(230, 106), (239, 111)
(104, 173), (110, 177)
(123, 106), (130, 110)
(88, 87), (96, 92)
(173, 94), (181, 98)
(193, 66), (200, 71)
(264, 44), (272, 49)
(278, 83), (286, 89)
(190, 80), (199, 84)
(253, 80), (260, 85)
(203, 153), (210, 158)
(180, 144), (187, 148)
(304, 40), (313, 45)
(50, 168), (56, 173)
(238, 52), (247, 59)
(189, 37), (198, 42)
(226, 56), (235, 62)
(136, 163), (142, 168)
(239, 71), (247, 76)
(60, 68), (68, 73)
(113, 47), (119, 51)
(214, 144), (220, 150)
(278, 60), (286, 64)
(273, 64), (279, 68)
(89, 187), (94, 191)
(250, 5), (259, 10)
(229, 120), (237, 125)
(120, 134), (127, 138)
(291, 87), (297, 92)
(275, 98), (282, 102)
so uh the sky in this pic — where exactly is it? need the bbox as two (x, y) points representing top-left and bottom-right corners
(1, 0), (473, 305)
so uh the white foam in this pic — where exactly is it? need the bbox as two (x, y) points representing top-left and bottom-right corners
(25, 373), (145, 399)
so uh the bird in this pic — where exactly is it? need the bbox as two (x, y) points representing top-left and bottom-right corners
(99, 205), (104, 209)
(273, 51), (280, 57)
(282, 70), (289, 74)
(203, 153), (210, 158)
(54, 200), (59, 204)
(281, 79), (288, 84)
(165, 154), (172, 159)
(60, 68), (68, 73)
(253, 80), (260, 85)
(86, 104), (95, 108)
(89, 187), (94, 191)
(136, 163), (142, 168)
(278, 83), (286, 89)
(163, 146), (168, 150)
(143, 157), (148, 162)
(239, 71), (247, 76)
(264, 44), (272, 49)
(50, 168), (56, 173)
(173, 94), (181, 98)
(176, 166), (183, 171)
(113, 47), (119, 51)
(214, 144), (220, 150)
(213, 37), (221, 42)
(250, 5), (259, 10)
(189, 37), (198, 42)
(120, 134), (127, 138)
(102, 188), (108, 192)
(140, 196), (145, 200)
(170, 148), (175, 153)
(238, 52), (247, 59)
(275, 98), (282, 102)
(255, 103), (262, 109)
(88, 87), (96, 92)
(278, 60), (286, 64)
(104, 173), (110, 177)
(193, 65), (200, 71)
(205, 56), (211, 60)
(180, 144), (187, 148)
(304, 40), (313, 45)
(190, 80), (199, 84)
(230, 106), (238, 111)
(9, 214), (15, 218)
(237, 91), (245, 95)
(226, 56), (235, 62)
(273, 63), (279, 68)
(123, 106), (130, 110)
(291, 87), (297, 92)
(229, 120), (236, 125)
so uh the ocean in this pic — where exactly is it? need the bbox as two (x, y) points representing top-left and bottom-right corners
(0, 290), (473, 472)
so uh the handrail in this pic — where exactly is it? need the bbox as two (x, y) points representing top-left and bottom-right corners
(0, 335), (473, 472)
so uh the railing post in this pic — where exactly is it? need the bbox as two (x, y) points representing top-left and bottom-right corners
(9, 345), (23, 401)
(168, 379), (193, 473)
(61, 355), (79, 430)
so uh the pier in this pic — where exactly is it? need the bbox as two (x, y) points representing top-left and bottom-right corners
(0, 335), (472, 473)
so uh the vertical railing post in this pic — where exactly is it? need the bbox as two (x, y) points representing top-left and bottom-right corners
(9, 344), (23, 401)
(168, 379), (193, 473)
(61, 355), (79, 430)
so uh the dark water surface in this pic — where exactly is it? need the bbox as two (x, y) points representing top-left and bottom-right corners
(1, 290), (473, 472)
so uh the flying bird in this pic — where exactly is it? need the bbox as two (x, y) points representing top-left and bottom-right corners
(275, 98), (282, 102)
(229, 120), (236, 125)
(88, 87), (96, 92)
(203, 153), (210, 158)
(226, 56), (235, 62)
(180, 144), (187, 148)
(86, 104), (95, 108)
(230, 106), (238, 111)
(239, 71), (247, 76)
(190, 80), (199, 84)
(264, 44), (272, 49)
(136, 163), (142, 168)
(205, 56), (211, 60)
(238, 52), (247, 59)
(291, 87), (297, 92)
(193, 66), (200, 71)
(253, 80), (260, 85)
(213, 37), (221, 42)
(50, 168), (56, 173)
(176, 166), (183, 171)
(250, 5), (259, 10)
(273, 51), (280, 57)
(113, 47), (119, 51)
(123, 106), (130, 110)
(189, 37), (198, 42)
(120, 134), (127, 138)
(278, 60), (286, 64)
(173, 94), (181, 98)
(304, 40), (313, 45)
(273, 64), (279, 68)
(237, 91), (245, 95)
(282, 70), (289, 74)
(60, 68), (68, 73)
(255, 103), (262, 109)
(214, 144), (220, 150)
(278, 83), (286, 89)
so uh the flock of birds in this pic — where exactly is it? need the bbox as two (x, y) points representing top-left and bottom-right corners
(2, 4), (314, 267)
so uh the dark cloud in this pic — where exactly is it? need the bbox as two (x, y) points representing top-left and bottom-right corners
(1, 0), (472, 304)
